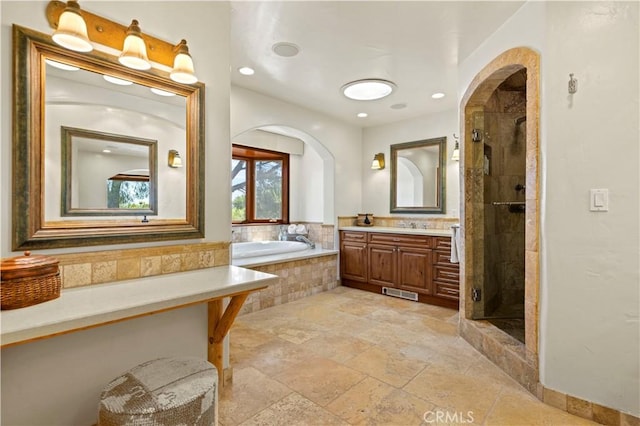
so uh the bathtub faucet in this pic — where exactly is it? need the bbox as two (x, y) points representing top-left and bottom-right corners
(295, 235), (316, 249)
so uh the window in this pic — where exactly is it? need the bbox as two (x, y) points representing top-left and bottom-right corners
(232, 145), (289, 224)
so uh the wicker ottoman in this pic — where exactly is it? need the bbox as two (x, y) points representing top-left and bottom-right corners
(98, 357), (217, 426)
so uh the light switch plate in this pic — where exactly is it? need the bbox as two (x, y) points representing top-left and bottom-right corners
(590, 189), (609, 212)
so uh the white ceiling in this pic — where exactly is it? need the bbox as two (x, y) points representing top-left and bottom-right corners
(230, 1), (524, 128)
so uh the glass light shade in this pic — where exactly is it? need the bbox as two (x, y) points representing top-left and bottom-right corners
(371, 153), (385, 170)
(118, 20), (151, 70)
(451, 142), (460, 161)
(52, 3), (92, 53)
(168, 150), (183, 168)
(45, 59), (79, 71)
(170, 40), (198, 84)
(342, 79), (396, 101)
(103, 75), (133, 86)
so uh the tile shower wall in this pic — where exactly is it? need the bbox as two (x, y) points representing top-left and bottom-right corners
(56, 242), (230, 288)
(239, 254), (338, 315)
(232, 223), (335, 249)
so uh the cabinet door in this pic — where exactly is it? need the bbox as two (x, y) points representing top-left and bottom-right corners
(340, 241), (368, 282)
(397, 247), (432, 295)
(368, 244), (397, 287)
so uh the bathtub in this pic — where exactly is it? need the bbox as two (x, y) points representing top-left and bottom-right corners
(232, 241), (309, 259)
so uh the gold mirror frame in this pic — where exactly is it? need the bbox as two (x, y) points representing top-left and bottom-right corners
(12, 25), (205, 249)
(390, 137), (446, 214)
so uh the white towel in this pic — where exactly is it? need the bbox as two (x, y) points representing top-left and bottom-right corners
(295, 224), (306, 234)
(288, 224), (297, 234)
(450, 225), (461, 264)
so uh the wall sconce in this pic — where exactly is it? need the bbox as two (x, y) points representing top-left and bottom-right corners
(168, 150), (183, 168)
(371, 153), (385, 170)
(46, 1), (198, 84)
(451, 133), (460, 161)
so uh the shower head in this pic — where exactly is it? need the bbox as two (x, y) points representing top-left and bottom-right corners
(515, 116), (526, 126)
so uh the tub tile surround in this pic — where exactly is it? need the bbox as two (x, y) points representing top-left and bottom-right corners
(238, 255), (339, 315)
(232, 222), (335, 249)
(57, 242), (230, 288)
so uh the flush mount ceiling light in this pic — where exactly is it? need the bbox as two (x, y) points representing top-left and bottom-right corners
(342, 79), (396, 101)
(238, 66), (255, 76)
(272, 42), (300, 57)
(431, 92), (445, 99)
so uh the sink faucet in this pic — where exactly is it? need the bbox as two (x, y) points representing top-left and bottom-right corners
(295, 235), (316, 249)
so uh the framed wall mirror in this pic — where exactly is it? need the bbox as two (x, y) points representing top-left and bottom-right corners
(12, 25), (205, 249)
(60, 127), (158, 216)
(390, 137), (446, 214)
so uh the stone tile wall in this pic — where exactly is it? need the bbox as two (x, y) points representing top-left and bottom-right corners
(232, 223), (335, 249)
(239, 254), (338, 315)
(338, 216), (459, 230)
(55, 242), (230, 288)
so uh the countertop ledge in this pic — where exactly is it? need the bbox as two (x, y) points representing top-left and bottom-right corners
(0, 265), (277, 347)
(339, 226), (454, 237)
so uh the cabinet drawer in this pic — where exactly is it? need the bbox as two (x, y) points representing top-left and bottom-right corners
(368, 233), (432, 248)
(433, 250), (459, 266)
(435, 283), (459, 300)
(434, 237), (452, 250)
(433, 265), (459, 284)
(340, 231), (367, 242)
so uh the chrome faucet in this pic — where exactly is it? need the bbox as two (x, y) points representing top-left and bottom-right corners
(295, 235), (316, 249)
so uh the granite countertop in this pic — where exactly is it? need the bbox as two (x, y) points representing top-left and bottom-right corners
(339, 226), (454, 237)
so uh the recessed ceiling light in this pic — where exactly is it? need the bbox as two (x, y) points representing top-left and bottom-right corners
(357, 112), (368, 118)
(342, 79), (397, 101)
(150, 88), (176, 97)
(103, 75), (133, 86)
(272, 42), (300, 57)
(431, 92), (445, 99)
(238, 66), (255, 75)
(45, 59), (79, 71)
(102, 149), (111, 153)
(390, 103), (407, 110)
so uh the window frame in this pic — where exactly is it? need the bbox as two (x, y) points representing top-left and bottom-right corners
(232, 144), (289, 225)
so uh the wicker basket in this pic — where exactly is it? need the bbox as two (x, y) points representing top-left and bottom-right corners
(1, 251), (61, 310)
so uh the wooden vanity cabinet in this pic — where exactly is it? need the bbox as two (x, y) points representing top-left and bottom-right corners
(339, 231), (368, 283)
(339, 230), (459, 309)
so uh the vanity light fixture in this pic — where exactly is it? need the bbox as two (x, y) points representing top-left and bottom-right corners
(371, 153), (385, 170)
(46, 1), (199, 84)
(51, 0), (92, 52)
(451, 133), (460, 161)
(342, 79), (396, 101)
(170, 40), (198, 84)
(168, 150), (183, 168)
(119, 20), (151, 70)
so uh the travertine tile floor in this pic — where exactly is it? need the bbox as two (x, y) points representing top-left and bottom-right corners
(220, 287), (597, 426)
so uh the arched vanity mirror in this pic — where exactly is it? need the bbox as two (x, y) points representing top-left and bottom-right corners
(12, 25), (205, 249)
(390, 137), (446, 214)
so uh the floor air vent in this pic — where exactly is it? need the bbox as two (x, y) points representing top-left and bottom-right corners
(382, 287), (418, 302)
